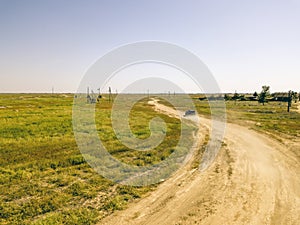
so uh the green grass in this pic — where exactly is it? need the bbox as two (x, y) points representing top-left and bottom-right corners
(224, 100), (300, 139)
(0, 94), (189, 224)
(95, 96), (183, 166)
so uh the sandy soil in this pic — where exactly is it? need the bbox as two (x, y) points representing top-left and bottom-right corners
(100, 99), (300, 225)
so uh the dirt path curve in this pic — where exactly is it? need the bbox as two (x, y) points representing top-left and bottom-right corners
(101, 99), (300, 225)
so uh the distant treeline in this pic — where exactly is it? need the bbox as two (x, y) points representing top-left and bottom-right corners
(197, 91), (300, 102)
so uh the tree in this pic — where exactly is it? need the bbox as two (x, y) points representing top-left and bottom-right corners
(232, 91), (239, 101)
(287, 91), (298, 112)
(253, 91), (258, 99)
(224, 94), (231, 101)
(292, 91), (298, 103)
(232, 91), (239, 104)
(258, 85), (270, 105)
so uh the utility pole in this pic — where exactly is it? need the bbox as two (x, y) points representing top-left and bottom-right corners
(287, 90), (292, 112)
(87, 87), (91, 103)
(108, 87), (112, 102)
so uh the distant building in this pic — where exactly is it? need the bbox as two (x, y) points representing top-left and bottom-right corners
(271, 92), (290, 102)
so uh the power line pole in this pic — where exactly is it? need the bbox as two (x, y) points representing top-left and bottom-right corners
(287, 90), (292, 112)
(87, 87), (90, 103)
(109, 87), (112, 102)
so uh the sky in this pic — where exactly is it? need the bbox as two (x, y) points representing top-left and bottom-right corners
(0, 0), (300, 93)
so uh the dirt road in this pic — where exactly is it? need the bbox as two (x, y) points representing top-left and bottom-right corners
(101, 100), (300, 225)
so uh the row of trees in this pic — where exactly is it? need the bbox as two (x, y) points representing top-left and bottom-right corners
(228, 86), (299, 112)
(257, 86), (299, 109)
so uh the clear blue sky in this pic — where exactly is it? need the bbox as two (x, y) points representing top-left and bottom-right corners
(0, 0), (299, 93)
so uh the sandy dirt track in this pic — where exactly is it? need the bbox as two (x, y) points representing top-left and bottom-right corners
(101, 100), (300, 225)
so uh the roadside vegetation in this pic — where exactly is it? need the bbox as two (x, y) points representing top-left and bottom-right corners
(192, 91), (300, 140)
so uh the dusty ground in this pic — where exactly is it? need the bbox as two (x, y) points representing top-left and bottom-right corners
(100, 99), (300, 225)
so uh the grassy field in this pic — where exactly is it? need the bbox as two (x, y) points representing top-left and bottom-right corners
(225, 100), (300, 139)
(1, 93), (299, 224)
(0, 94), (188, 224)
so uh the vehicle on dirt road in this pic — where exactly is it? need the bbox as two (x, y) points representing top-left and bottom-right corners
(184, 110), (196, 116)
